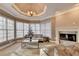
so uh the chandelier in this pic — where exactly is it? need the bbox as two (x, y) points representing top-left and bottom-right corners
(12, 3), (47, 16)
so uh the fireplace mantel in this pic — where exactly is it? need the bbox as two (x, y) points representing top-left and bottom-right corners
(59, 31), (77, 34)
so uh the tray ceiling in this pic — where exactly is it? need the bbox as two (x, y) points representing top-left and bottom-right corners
(0, 3), (76, 21)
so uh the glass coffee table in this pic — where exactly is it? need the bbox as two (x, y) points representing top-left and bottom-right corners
(21, 39), (39, 49)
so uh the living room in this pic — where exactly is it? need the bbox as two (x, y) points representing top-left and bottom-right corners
(0, 3), (79, 56)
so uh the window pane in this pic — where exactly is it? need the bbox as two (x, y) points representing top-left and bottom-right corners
(30, 24), (35, 33)
(0, 16), (7, 42)
(16, 22), (23, 38)
(45, 22), (51, 38)
(35, 24), (40, 34)
(40, 22), (51, 38)
(7, 19), (14, 40)
(40, 23), (46, 36)
(24, 23), (29, 36)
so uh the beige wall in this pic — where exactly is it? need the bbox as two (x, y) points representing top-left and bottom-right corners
(56, 6), (79, 43)
(56, 7), (79, 28)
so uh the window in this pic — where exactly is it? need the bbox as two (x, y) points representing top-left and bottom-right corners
(7, 19), (14, 40)
(40, 22), (51, 38)
(45, 22), (51, 38)
(30, 23), (41, 34)
(0, 16), (6, 42)
(24, 23), (29, 36)
(35, 24), (40, 34)
(0, 14), (52, 43)
(30, 24), (35, 34)
(16, 22), (23, 38)
(40, 23), (46, 36)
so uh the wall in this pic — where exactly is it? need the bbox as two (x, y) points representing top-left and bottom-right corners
(56, 6), (79, 43)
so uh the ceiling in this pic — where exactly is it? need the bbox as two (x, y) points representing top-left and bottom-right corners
(0, 3), (76, 21)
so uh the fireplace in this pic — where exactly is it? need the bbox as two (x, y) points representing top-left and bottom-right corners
(59, 31), (77, 42)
